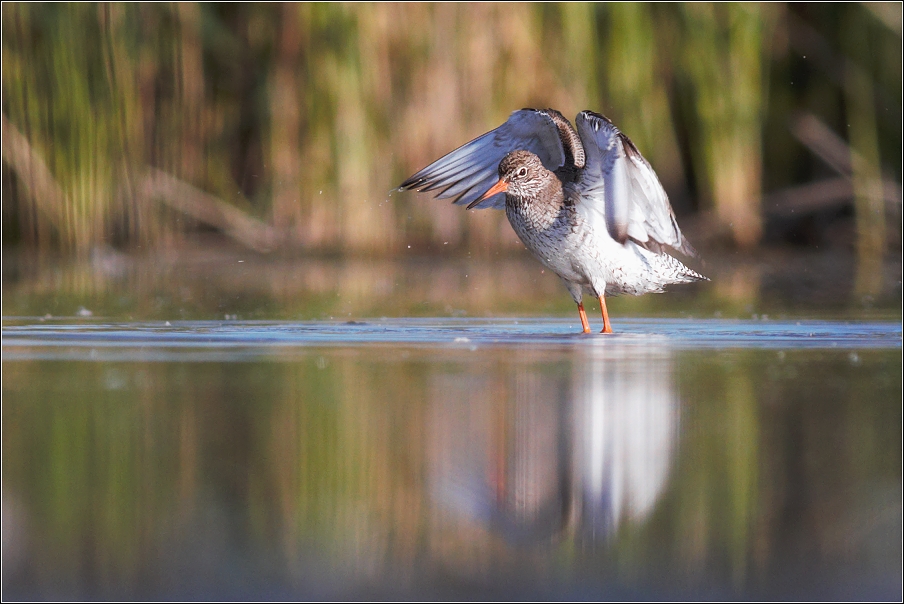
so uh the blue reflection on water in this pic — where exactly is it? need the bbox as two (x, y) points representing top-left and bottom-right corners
(2, 318), (900, 362)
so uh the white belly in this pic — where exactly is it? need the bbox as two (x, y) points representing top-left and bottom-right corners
(506, 203), (689, 297)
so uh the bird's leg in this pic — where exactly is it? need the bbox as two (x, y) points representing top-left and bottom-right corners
(576, 302), (591, 334)
(598, 294), (613, 334)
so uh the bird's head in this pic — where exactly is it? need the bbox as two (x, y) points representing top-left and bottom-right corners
(468, 150), (552, 209)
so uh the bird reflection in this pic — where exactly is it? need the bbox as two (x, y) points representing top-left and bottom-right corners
(570, 342), (678, 540)
(427, 340), (678, 545)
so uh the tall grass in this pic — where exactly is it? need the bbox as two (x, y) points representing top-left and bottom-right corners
(2, 3), (900, 266)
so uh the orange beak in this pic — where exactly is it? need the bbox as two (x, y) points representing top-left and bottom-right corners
(467, 178), (508, 209)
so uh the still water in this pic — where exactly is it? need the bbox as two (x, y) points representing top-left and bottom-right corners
(2, 317), (901, 599)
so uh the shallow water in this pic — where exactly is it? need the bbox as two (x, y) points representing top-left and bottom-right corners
(1, 317), (900, 357)
(2, 318), (901, 599)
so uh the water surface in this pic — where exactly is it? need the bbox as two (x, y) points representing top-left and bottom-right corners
(2, 318), (901, 599)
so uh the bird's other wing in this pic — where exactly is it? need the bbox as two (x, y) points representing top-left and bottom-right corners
(398, 109), (569, 210)
(574, 111), (696, 256)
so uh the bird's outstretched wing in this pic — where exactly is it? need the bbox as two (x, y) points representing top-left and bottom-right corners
(399, 109), (575, 210)
(574, 111), (696, 256)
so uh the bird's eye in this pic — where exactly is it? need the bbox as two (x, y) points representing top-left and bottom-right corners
(517, 167), (527, 177)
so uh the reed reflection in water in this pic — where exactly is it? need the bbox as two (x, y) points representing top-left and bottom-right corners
(2, 328), (900, 599)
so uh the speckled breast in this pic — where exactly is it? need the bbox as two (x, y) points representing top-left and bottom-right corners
(504, 199), (596, 287)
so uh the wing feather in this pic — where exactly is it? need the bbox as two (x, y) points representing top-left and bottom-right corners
(399, 109), (569, 210)
(574, 111), (695, 256)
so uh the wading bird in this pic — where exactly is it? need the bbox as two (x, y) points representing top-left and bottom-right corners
(399, 109), (707, 334)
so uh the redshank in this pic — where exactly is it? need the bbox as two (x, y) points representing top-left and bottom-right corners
(399, 109), (707, 334)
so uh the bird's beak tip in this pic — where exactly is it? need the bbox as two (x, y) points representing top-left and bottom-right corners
(469, 178), (508, 209)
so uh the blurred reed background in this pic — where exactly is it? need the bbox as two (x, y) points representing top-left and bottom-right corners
(1, 3), (901, 297)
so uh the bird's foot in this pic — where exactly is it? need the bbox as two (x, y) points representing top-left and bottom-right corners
(598, 295), (613, 334)
(577, 302), (591, 334)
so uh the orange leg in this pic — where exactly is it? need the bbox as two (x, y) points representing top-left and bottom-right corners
(577, 301), (591, 334)
(598, 294), (613, 334)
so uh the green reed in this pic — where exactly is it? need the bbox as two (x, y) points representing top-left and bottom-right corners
(2, 3), (900, 268)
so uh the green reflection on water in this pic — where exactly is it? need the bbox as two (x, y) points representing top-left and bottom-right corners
(2, 346), (900, 598)
(2, 249), (901, 323)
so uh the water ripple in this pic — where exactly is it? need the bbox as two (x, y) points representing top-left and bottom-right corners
(2, 317), (900, 362)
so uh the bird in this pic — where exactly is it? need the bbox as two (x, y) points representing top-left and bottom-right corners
(398, 108), (707, 334)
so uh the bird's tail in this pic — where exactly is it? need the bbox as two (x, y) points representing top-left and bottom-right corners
(653, 253), (709, 285)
